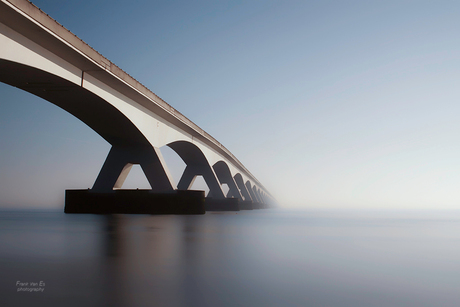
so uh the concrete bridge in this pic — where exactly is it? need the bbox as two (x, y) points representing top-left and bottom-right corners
(0, 0), (274, 213)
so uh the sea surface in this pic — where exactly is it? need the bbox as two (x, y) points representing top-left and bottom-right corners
(1, 208), (460, 307)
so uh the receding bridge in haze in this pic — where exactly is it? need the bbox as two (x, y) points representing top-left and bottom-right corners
(0, 0), (274, 213)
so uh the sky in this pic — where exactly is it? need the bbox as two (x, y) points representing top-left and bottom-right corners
(2, 0), (460, 209)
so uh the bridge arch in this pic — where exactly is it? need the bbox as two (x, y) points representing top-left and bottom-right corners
(0, 59), (177, 193)
(0, 60), (149, 147)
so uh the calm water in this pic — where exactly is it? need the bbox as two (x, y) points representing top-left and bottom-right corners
(1, 208), (460, 307)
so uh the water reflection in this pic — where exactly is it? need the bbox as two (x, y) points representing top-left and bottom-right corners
(100, 215), (124, 307)
(103, 215), (123, 258)
(2, 210), (460, 307)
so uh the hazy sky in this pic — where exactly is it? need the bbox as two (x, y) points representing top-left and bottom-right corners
(2, 0), (460, 209)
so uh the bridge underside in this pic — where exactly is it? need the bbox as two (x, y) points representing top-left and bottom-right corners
(0, 60), (150, 147)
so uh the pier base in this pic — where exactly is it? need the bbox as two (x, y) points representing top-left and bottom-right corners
(65, 189), (205, 214)
(250, 202), (261, 209)
(205, 198), (240, 211)
(239, 200), (254, 210)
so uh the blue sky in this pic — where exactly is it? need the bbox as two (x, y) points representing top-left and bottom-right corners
(2, 0), (460, 209)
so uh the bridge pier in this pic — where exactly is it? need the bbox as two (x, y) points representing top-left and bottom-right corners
(65, 143), (266, 214)
(65, 189), (205, 214)
(177, 165), (225, 199)
(92, 145), (175, 193)
(234, 174), (253, 210)
(234, 174), (252, 201)
(169, 141), (226, 200)
(213, 161), (243, 200)
(244, 181), (262, 208)
(65, 145), (207, 214)
(205, 198), (240, 211)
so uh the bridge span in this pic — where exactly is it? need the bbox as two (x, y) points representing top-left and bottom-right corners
(0, 0), (274, 212)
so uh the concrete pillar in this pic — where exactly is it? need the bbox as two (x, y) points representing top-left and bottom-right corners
(245, 181), (258, 203)
(252, 186), (262, 203)
(213, 161), (243, 200)
(92, 145), (176, 193)
(256, 188), (265, 204)
(169, 141), (225, 199)
(178, 164), (225, 199)
(177, 165), (198, 190)
(234, 174), (252, 202)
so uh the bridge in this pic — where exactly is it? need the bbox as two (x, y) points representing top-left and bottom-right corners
(0, 0), (274, 213)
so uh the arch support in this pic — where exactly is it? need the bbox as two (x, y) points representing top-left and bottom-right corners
(251, 184), (262, 204)
(92, 145), (176, 193)
(213, 161), (243, 200)
(169, 141), (225, 199)
(245, 181), (258, 203)
(234, 174), (252, 202)
(255, 187), (265, 205)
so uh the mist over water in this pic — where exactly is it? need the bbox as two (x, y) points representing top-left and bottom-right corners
(1, 208), (460, 307)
